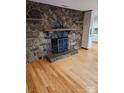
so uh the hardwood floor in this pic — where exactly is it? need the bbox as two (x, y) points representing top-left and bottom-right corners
(26, 43), (98, 93)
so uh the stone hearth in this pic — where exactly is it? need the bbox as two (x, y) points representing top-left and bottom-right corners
(46, 49), (78, 62)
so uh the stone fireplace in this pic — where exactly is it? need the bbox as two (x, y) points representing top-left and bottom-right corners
(26, 0), (84, 63)
(44, 30), (78, 62)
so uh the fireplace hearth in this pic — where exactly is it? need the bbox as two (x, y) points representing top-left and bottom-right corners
(46, 30), (78, 62)
(46, 49), (78, 62)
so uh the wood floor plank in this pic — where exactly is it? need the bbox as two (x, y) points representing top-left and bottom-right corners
(26, 64), (38, 93)
(29, 64), (48, 93)
(26, 83), (29, 93)
(26, 43), (98, 93)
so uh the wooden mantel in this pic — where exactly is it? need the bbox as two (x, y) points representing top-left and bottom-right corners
(44, 28), (80, 32)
